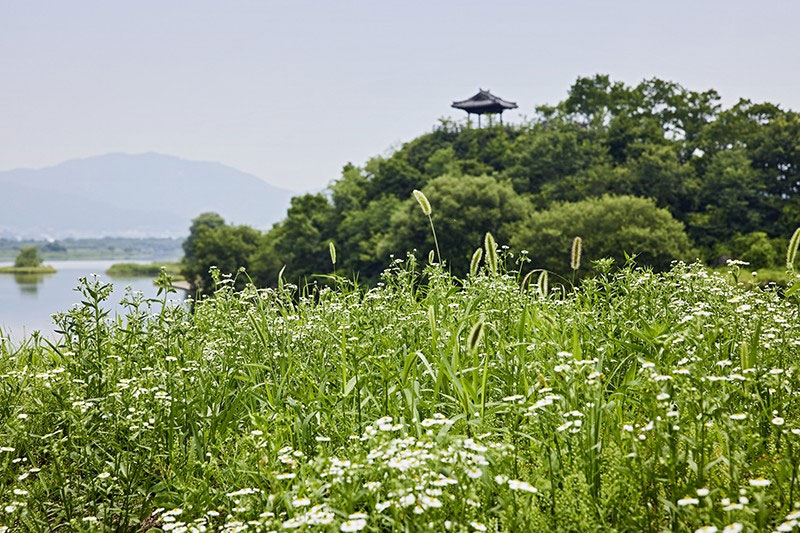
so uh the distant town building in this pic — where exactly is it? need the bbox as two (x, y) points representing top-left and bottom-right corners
(452, 89), (518, 126)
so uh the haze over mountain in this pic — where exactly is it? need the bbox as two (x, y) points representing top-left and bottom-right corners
(0, 153), (294, 239)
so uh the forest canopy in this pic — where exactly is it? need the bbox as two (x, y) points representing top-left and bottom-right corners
(182, 75), (800, 290)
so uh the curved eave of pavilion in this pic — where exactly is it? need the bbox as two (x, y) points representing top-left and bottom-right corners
(451, 102), (517, 114)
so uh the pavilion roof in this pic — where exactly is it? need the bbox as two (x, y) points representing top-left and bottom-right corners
(452, 89), (518, 114)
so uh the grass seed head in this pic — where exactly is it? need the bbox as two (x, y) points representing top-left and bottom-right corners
(484, 233), (498, 275)
(467, 318), (485, 353)
(470, 248), (483, 277)
(571, 236), (582, 271)
(520, 270), (534, 293)
(329, 241), (337, 266)
(413, 189), (432, 216)
(537, 270), (549, 297)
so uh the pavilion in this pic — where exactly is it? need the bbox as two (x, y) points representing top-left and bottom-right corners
(452, 89), (517, 126)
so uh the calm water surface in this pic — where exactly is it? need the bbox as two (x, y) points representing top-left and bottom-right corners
(0, 260), (187, 342)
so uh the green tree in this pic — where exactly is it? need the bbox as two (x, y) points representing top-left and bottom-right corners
(180, 214), (261, 292)
(503, 121), (610, 196)
(182, 212), (226, 266)
(335, 196), (401, 281)
(723, 232), (779, 269)
(250, 193), (336, 285)
(367, 157), (425, 199)
(620, 144), (698, 219)
(700, 100), (800, 235)
(688, 149), (765, 251)
(14, 246), (43, 268)
(510, 195), (695, 277)
(381, 175), (531, 274)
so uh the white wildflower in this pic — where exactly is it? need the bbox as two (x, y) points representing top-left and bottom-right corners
(507, 479), (537, 493)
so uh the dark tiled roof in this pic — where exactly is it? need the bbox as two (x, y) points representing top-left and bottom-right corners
(452, 89), (518, 114)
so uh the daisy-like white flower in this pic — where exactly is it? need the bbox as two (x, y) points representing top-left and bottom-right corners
(507, 479), (538, 493)
(340, 519), (367, 532)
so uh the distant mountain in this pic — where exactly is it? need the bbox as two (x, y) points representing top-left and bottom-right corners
(0, 153), (294, 239)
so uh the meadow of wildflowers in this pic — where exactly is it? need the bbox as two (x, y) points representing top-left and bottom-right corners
(2, 251), (800, 532)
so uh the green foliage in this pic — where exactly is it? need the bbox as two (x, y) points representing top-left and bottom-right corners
(179, 75), (800, 288)
(688, 149), (766, 251)
(251, 194), (337, 285)
(13, 246), (43, 268)
(511, 195), (695, 276)
(3, 259), (800, 530)
(503, 120), (610, 198)
(180, 213), (261, 292)
(727, 232), (780, 269)
(381, 176), (530, 274)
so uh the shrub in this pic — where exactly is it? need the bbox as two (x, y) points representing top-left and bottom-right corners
(510, 194), (696, 276)
(718, 232), (781, 269)
(14, 246), (43, 268)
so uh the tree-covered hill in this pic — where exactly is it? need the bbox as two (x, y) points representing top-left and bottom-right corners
(183, 75), (800, 291)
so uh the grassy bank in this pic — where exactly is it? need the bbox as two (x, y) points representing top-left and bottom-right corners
(105, 261), (182, 278)
(1, 258), (800, 531)
(0, 265), (56, 274)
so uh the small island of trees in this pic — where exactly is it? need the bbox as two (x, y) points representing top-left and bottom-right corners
(0, 246), (56, 274)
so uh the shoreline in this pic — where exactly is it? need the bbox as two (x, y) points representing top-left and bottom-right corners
(0, 265), (57, 274)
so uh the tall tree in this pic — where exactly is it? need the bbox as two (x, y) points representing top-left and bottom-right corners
(382, 175), (531, 275)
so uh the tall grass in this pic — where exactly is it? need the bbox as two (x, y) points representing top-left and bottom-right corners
(1, 251), (800, 531)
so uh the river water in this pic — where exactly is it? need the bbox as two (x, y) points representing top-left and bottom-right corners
(0, 260), (188, 343)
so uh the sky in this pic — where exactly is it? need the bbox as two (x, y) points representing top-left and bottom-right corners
(1, 1), (799, 192)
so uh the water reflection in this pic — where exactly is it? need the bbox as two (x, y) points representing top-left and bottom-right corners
(12, 272), (53, 297)
(0, 260), (184, 342)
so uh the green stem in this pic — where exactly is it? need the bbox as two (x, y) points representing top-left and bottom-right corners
(428, 215), (441, 264)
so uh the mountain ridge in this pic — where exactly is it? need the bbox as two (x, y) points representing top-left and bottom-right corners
(0, 153), (295, 239)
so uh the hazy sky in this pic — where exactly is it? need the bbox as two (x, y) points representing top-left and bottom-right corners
(2, 1), (799, 192)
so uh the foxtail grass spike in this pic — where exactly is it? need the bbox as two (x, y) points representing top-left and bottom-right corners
(467, 318), (485, 353)
(571, 236), (582, 271)
(787, 227), (800, 270)
(470, 248), (483, 277)
(413, 189), (440, 263)
(520, 270), (534, 293)
(484, 233), (498, 275)
(329, 241), (337, 267)
(413, 189), (432, 216)
(537, 270), (549, 297)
